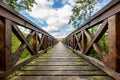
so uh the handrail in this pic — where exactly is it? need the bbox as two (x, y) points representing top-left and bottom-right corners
(64, 0), (120, 79)
(0, 1), (53, 38)
(67, 0), (120, 37)
(0, 1), (57, 78)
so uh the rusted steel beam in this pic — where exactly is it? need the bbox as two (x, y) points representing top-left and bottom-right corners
(108, 14), (120, 72)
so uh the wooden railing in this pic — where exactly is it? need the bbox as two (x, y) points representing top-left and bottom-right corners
(64, 0), (120, 79)
(0, 2), (57, 78)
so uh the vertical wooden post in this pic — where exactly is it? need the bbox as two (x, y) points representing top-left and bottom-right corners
(43, 35), (48, 53)
(51, 38), (53, 47)
(68, 38), (69, 47)
(32, 31), (38, 54)
(65, 38), (67, 46)
(48, 37), (50, 47)
(82, 31), (87, 53)
(72, 35), (76, 52)
(69, 38), (71, 47)
(0, 18), (12, 71)
(108, 14), (120, 72)
(0, 18), (5, 71)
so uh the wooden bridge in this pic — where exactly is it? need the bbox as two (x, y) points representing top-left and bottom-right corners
(0, 0), (120, 80)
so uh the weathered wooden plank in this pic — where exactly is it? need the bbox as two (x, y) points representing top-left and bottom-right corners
(16, 70), (107, 76)
(108, 14), (120, 72)
(20, 66), (99, 71)
(10, 75), (113, 80)
(27, 62), (89, 66)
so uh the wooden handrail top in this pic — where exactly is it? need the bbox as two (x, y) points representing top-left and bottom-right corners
(67, 0), (120, 37)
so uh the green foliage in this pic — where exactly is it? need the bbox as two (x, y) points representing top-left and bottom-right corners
(88, 49), (101, 60)
(12, 33), (21, 54)
(19, 49), (31, 61)
(12, 32), (31, 61)
(87, 26), (108, 60)
(69, 0), (103, 28)
(98, 32), (108, 53)
(3, 0), (36, 11)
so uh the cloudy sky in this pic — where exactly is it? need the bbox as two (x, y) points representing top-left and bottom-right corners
(20, 0), (111, 38)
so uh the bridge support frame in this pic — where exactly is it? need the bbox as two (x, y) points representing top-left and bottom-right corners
(108, 14), (120, 72)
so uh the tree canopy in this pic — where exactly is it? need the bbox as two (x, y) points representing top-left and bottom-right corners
(3, 0), (36, 11)
(69, 0), (103, 28)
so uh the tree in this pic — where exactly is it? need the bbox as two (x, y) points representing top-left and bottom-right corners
(69, 0), (102, 28)
(3, 0), (36, 11)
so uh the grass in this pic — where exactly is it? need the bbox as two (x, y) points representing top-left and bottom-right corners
(12, 33), (21, 54)
(12, 32), (31, 61)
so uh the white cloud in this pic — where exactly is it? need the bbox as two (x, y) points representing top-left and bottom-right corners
(29, 0), (54, 19)
(29, 0), (75, 38)
(42, 26), (59, 32)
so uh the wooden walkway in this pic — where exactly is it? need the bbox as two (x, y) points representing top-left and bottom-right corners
(9, 42), (114, 80)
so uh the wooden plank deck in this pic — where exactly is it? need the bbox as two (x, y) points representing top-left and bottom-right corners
(9, 42), (114, 80)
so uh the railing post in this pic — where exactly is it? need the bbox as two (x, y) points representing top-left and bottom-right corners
(82, 31), (87, 53)
(72, 35), (76, 52)
(51, 38), (54, 47)
(32, 31), (38, 54)
(0, 18), (12, 71)
(108, 14), (120, 72)
(43, 35), (48, 53)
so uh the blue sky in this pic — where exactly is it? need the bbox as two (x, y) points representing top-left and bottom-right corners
(52, 0), (63, 8)
(20, 0), (111, 38)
